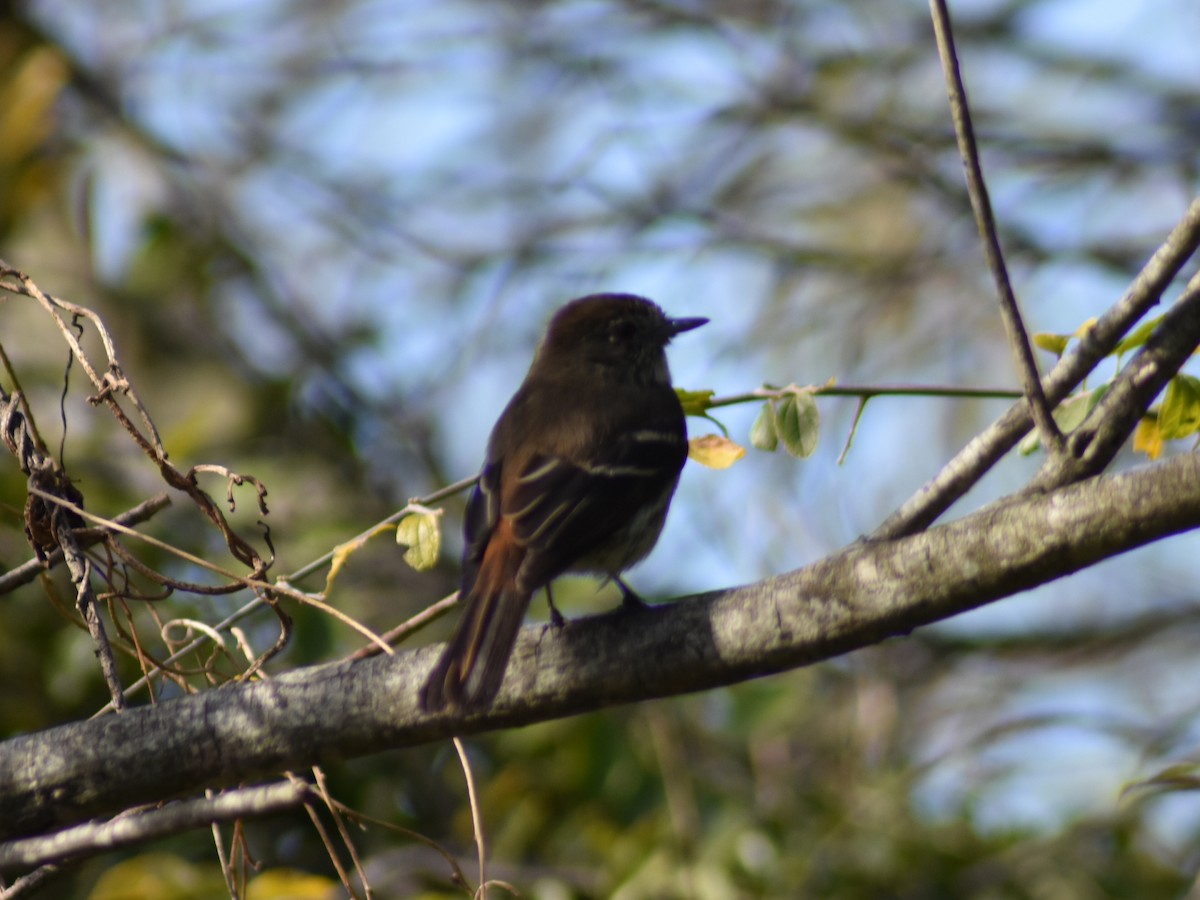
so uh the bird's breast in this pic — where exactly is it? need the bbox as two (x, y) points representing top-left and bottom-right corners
(568, 485), (676, 576)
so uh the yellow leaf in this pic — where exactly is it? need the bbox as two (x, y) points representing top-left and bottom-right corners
(0, 47), (69, 164)
(1032, 332), (1070, 356)
(89, 853), (228, 899)
(1073, 318), (1099, 339)
(1133, 417), (1163, 461)
(688, 434), (746, 469)
(248, 870), (340, 900)
(397, 510), (442, 571)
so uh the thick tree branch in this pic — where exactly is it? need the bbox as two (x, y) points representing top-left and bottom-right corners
(3, 453), (1200, 844)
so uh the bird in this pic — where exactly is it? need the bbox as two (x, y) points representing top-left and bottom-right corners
(419, 293), (707, 711)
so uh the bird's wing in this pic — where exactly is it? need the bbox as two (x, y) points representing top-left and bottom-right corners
(501, 391), (688, 590)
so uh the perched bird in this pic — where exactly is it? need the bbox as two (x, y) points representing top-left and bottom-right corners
(420, 294), (707, 710)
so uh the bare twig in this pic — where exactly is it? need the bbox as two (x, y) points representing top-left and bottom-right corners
(95, 485), (476, 712)
(26, 489), (392, 659)
(285, 474), (478, 586)
(299, 797), (361, 900)
(453, 738), (487, 900)
(26, 489), (249, 588)
(309, 768), (371, 898)
(0, 863), (62, 899)
(208, 791), (237, 899)
(705, 383), (1024, 409)
(347, 592), (459, 662)
(928, 0), (1063, 455)
(0, 782), (310, 871)
(64, 551), (125, 712)
(837, 397), (870, 465)
(190, 464), (270, 515)
(91, 596), (266, 715)
(329, 800), (471, 886)
(0, 343), (47, 457)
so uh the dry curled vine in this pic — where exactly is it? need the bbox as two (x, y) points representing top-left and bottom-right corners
(0, 262), (474, 897)
(1, 263), (269, 576)
(0, 264), (289, 701)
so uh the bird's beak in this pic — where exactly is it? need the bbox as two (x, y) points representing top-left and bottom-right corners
(667, 316), (708, 336)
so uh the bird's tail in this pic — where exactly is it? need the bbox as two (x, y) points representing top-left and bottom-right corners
(420, 521), (529, 710)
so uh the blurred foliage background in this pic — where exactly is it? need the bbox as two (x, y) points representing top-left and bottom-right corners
(2, 0), (1200, 896)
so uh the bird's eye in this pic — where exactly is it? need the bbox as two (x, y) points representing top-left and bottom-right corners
(610, 319), (637, 343)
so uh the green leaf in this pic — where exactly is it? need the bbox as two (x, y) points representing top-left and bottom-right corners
(1017, 386), (1108, 455)
(749, 401), (778, 452)
(1032, 332), (1070, 356)
(1113, 316), (1162, 356)
(676, 388), (715, 417)
(1158, 374), (1200, 441)
(397, 511), (441, 571)
(776, 392), (820, 459)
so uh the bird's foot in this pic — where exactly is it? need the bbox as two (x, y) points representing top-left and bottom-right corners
(546, 586), (567, 630)
(615, 576), (648, 612)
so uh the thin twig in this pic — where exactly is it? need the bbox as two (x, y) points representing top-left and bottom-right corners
(207, 790), (237, 900)
(0, 863), (62, 899)
(95, 482), (477, 712)
(705, 383), (1023, 410)
(453, 738), (487, 900)
(1, 386), (128, 710)
(0, 342), (47, 457)
(837, 397), (869, 465)
(347, 592), (459, 661)
(27, 489), (393, 658)
(0, 492), (171, 594)
(286, 474), (478, 586)
(329, 800), (472, 886)
(310, 768), (372, 898)
(928, 0), (1064, 455)
(299, 798), (361, 900)
(65, 552), (125, 712)
(0, 782), (310, 871)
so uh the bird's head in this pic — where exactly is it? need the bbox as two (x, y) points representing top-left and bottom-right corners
(535, 293), (707, 386)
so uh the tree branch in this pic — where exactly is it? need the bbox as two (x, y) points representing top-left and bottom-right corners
(929, 0), (1063, 454)
(1030, 268), (1200, 490)
(0, 782), (310, 872)
(3, 452), (1200, 843)
(874, 193), (1200, 538)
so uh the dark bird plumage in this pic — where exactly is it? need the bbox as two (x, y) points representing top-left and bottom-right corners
(420, 294), (706, 710)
